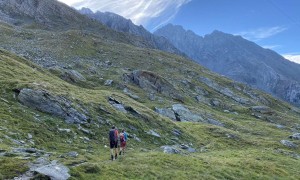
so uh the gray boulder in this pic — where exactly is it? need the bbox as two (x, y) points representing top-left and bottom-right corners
(34, 160), (70, 180)
(172, 104), (203, 122)
(147, 130), (161, 138)
(280, 140), (298, 148)
(206, 118), (224, 127)
(161, 146), (179, 154)
(17, 88), (88, 124)
(108, 97), (127, 113)
(289, 133), (300, 140)
(104, 80), (113, 86)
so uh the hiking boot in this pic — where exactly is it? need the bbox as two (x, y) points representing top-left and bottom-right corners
(111, 155), (114, 161)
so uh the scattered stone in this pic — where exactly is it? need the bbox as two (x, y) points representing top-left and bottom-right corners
(232, 112), (239, 115)
(67, 151), (79, 158)
(28, 133), (33, 139)
(58, 128), (72, 133)
(149, 93), (156, 101)
(226, 133), (239, 139)
(108, 97), (127, 113)
(280, 140), (298, 148)
(104, 80), (113, 86)
(224, 110), (230, 113)
(78, 125), (92, 135)
(206, 118), (224, 127)
(80, 137), (90, 142)
(172, 129), (182, 136)
(289, 133), (300, 140)
(250, 106), (274, 115)
(147, 130), (161, 138)
(161, 146), (179, 154)
(276, 124), (285, 129)
(133, 134), (141, 142)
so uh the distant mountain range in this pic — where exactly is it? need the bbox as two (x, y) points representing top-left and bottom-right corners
(78, 7), (184, 56)
(155, 24), (300, 106)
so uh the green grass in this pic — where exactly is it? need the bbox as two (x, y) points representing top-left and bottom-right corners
(0, 33), (300, 180)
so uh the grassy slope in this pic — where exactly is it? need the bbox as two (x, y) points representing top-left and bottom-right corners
(1, 48), (300, 180)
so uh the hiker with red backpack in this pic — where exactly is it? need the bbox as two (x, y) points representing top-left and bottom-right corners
(119, 129), (128, 155)
(109, 126), (119, 160)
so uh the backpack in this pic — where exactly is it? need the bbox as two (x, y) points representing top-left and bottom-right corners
(120, 133), (125, 142)
(114, 129), (119, 141)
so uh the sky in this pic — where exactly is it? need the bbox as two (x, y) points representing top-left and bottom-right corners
(58, 0), (300, 64)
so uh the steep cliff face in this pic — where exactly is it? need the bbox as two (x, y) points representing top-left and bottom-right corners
(155, 24), (300, 106)
(78, 8), (184, 56)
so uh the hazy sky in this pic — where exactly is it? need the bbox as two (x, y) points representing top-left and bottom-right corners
(58, 0), (300, 64)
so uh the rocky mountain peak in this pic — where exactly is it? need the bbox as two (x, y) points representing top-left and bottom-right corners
(79, 7), (93, 15)
(79, 8), (185, 56)
(155, 24), (300, 106)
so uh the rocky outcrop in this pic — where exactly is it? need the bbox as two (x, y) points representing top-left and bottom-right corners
(155, 104), (224, 127)
(124, 70), (184, 102)
(17, 88), (88, 124)
(61, 70), (86, 83)
(199, 77), (251, 105)
(155, 24), (300, 107)
(172, 104), (203, 122)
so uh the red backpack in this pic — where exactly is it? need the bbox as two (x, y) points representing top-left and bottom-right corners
(120, 133), (125, 142)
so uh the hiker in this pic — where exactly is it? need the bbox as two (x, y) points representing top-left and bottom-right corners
(119, 129), (128, 155)
(109, 126), (119, 160)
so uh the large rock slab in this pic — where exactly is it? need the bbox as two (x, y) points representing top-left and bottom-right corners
(172, 104), (203, 122)
(17, 88), (88, 124)
(61, 69), (86, 83)
(124, 70), (184, 102)
(250, 106), (275, 115)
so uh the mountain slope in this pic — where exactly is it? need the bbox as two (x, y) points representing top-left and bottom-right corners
(0, 1), (300, 179)
(0, 0), (158, 49)
(78, 8), (184, 56)
(154, 24), (300, 106)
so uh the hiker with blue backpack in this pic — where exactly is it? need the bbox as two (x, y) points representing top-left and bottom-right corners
(119, 129), (128, 155)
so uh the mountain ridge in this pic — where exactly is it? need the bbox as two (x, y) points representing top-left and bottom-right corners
(78, 7), (185, 56)
(154, 24), (300, 106)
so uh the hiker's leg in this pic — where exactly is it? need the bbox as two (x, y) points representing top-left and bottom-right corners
(119, 147), (123, 155)
(110, 149), (114, 160)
